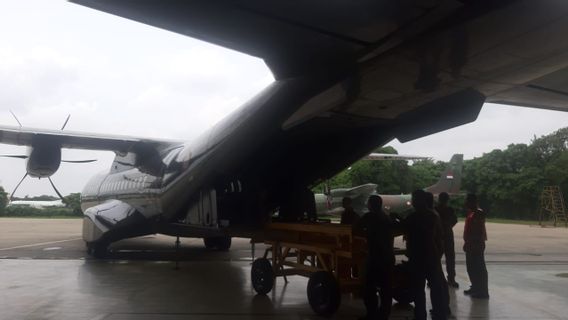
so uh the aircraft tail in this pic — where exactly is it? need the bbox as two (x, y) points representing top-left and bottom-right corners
(424, 154), (463, 195)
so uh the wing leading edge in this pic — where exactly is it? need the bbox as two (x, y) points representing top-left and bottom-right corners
(0, 125), (181, 153)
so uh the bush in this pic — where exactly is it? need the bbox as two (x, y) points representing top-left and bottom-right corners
(0, 205), (81, 217)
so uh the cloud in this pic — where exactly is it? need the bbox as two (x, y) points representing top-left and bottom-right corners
(0, 47), (80, 114)
(0, 3), (273, 196)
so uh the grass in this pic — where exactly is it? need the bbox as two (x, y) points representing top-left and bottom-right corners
(485, 218), (540, 225)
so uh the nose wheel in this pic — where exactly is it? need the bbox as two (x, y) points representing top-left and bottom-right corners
(86, 241), (108, 259)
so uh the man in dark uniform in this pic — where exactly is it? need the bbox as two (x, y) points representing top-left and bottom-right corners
(404, 190), (447, 320)
(436, 192), (459, 288)
(354, 195), (394, 320)
(340, 197), (359, 225)
(463, 193), (489, 299)
(426, 192), (451, 317)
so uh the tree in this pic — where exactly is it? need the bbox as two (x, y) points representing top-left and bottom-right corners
(63, 193), (83, 216)
(0, 186), (8, 215)
(408, 159), (444, 191)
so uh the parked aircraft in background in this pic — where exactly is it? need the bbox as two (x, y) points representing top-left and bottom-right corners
(2, 1), (568, 257)
(315, 154), (463, 217)
(8, 200), (65, 209)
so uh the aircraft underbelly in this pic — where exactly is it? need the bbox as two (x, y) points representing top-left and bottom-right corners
(82, 199), (154, 243)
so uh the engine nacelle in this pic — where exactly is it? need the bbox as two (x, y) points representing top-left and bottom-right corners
(26, 142), (61, 178)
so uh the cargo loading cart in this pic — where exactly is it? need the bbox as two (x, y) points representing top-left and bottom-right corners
(250, 222), (412, 316)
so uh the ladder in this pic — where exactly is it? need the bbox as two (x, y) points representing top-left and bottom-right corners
(539, 186), (567, 227)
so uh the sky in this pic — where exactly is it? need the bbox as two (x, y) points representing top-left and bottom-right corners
(1, 1), (568, 197)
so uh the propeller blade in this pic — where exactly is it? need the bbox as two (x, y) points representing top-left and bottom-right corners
(10, 110), (22, 128)
(61, 114), (71, 130)
(61, 159), (97, 163)
(48, 177), (67, 204)
(0, 155), (28, 159)
(10, 173), (28, 202)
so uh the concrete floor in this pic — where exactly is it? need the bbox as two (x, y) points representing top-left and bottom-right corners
(1, 218), (567, 319)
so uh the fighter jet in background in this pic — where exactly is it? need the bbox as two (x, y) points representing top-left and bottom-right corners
(2, 1), (568, 256)
(315, 154), (463, 217)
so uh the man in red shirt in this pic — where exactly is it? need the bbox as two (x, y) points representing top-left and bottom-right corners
(463, 193), (489, 299)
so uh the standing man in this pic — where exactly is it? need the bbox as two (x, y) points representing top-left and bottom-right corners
(463, 193), (489, 299)
(436, 192), (459, 288)
(404, 190), (447, 320)
(354, 195), (394, 320)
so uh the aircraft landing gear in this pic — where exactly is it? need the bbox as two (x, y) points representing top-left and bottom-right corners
(86, 241), (108, 259)
(203, 236), (232, 251)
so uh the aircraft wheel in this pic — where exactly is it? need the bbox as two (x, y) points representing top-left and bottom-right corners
(251, 258), (274, 295)
(307, 271), (341, 316)
(216, 236), (231, 251)
(203, 236), (232, 251)
(87, 241), (108, 259)
(203, 237), (216, 249)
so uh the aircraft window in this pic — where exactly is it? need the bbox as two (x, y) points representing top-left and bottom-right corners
(175, 145), (192, 163)
(162, 145), (190, 186)
(162, 147), (179, 161)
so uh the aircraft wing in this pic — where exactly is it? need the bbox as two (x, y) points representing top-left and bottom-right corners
(68, 1), (568, 113)
(0, 125), (180, 153)
(66, 1), (568, 187)
(363, 153), (430, 161)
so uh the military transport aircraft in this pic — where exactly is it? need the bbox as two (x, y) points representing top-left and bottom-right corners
(2, 1), (568, 257)
(315, 154), (463, 216)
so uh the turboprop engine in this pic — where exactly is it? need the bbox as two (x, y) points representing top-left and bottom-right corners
(26, 142), (62, 178)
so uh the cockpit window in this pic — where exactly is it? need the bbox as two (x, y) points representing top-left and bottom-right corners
(163, 147), (182, 169)
(161, 145), (190, 186)
(176, 144), (192, 163)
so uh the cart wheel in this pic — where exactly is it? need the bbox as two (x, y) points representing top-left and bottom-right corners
(307, 271), (341, 316)
(251, 258), (274, 295)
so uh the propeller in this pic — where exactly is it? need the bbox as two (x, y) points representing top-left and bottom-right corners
(0, 155), (96, 162)
(10, 173), (28, 202)
(61, 159), (97, 163)
(10, 110), (22, 128)
(61, 114), (71, 130)
(9, 174), (69, 204)
(3, 112), (95, 202)
(48, 177), (67, 204)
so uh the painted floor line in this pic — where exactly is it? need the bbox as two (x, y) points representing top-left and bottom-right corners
(0, 238), (82, 251)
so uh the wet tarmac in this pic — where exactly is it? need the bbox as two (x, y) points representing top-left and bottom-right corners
(1, 218), (568, 319)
